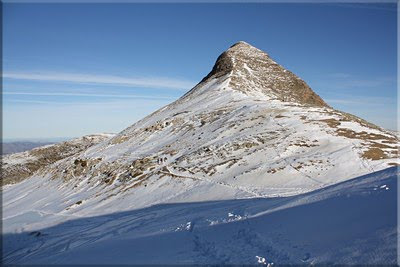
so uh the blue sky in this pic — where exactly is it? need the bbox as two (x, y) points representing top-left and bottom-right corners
(3, 3), (397, 140)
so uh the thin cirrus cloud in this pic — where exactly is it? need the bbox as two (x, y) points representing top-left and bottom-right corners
(3, 71), (196, 90)
(327, 73), (352, 78)
(6, 98), (172, 106)
(3, 91), (178, 100)
(326, 73), (395, 88)
(325, 96), (395, 106)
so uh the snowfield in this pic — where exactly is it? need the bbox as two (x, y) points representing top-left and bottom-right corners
(3, 167), (397, 265)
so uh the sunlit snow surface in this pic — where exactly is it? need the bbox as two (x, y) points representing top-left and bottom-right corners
(3, 167), (397, 265)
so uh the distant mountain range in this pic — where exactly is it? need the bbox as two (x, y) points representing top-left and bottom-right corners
(2, 141), (54, 155)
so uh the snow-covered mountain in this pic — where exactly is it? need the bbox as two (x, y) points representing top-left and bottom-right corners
(22, 41), (398, 210)
(2, 41), (398, 264)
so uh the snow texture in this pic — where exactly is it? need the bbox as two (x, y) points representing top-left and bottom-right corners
(3, 167), (398, 265)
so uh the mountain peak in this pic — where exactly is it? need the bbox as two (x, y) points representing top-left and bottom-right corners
(226, 41), (271, 62)
(199, 41), (328, 107)
(229, 40), (261, 50)
(231, 40), (249, 46)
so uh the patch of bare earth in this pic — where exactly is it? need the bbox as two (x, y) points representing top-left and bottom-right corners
(314, 117), (398, 161)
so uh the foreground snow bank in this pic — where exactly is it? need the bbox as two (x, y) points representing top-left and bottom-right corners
(3, 167), (397, 265)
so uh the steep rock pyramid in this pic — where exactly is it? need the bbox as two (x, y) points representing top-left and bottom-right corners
(189, 41), (327, 107)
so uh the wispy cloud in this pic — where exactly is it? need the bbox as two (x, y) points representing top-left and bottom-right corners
(325, 95), (396, 106)
(336, 79), (386, 88)
(328, 73), (352, 78)
(6, 98), (172, 106)
(7, 99), (60, 105)
(328, 3), (397, 12)
(324, 73), (395, 89)
(3, 72), (196, 90)
(4, 91), (177, 100)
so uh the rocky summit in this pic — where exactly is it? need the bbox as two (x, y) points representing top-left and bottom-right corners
(191, 41), (328, 107)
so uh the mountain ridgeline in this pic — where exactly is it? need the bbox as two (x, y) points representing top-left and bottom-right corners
(3, 41), (399, 265)
(3, 41), (399, 210)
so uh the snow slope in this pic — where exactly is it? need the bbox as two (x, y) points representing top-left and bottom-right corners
(3, 167), (397, 265)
